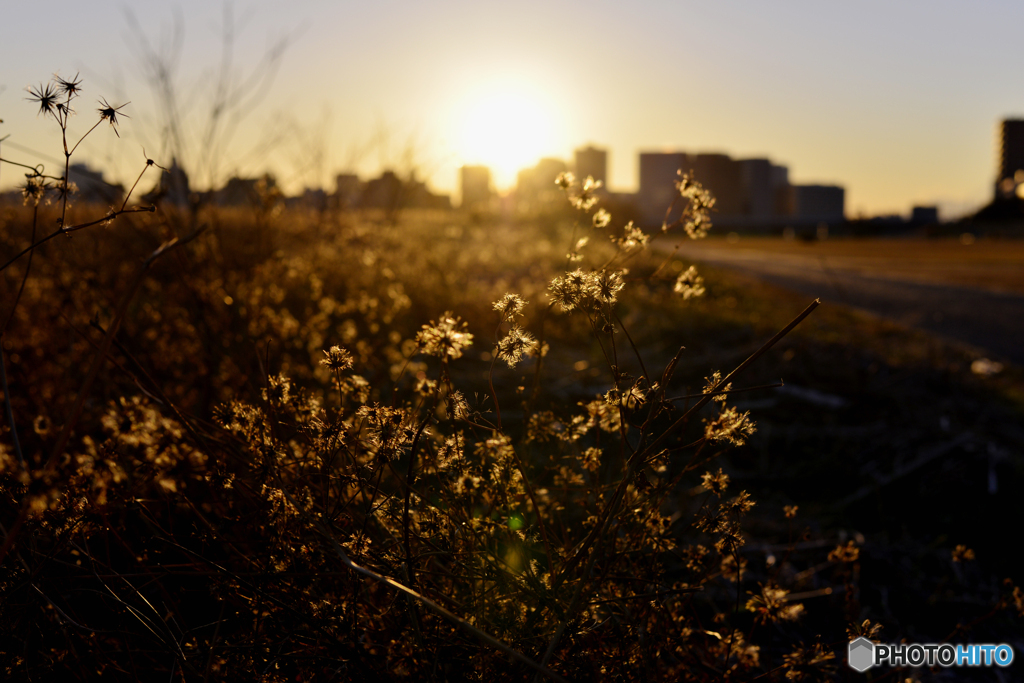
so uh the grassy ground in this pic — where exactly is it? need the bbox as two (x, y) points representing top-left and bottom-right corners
(2, 199), (1022, 680)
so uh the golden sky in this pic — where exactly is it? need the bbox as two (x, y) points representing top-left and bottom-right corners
(3, 0), (1023, 218)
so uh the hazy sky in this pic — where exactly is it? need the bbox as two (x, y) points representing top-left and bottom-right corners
(2, 0), (1022, 218)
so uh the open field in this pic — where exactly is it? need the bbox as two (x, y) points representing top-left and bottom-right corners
(2, 196), (1023, 680)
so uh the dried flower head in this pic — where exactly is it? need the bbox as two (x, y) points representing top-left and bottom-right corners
(495, 326), (537, 368)
(783, 504), (799, 519)
(21, 177), (49, 206)
(320, 345), (354, 372)
(54, 72), (83, 97)
(593, 269), (625, 304)
(702, 468), (730, 495)
(674, 265), (706, 299)
(746, 583), (805, 623)
(614, 221), (649, 251)
(704, 406), (755, 446)
(592, 208), (611, 228)
(847, 619), (883, 641)
(675, 171), (716, 238)
(703, 370), (731, 403)
(26, 82), (59, 118)
(416, 312), (473, 359)
(952, 544), (975, 562)
(97, 98), (130, 137)
(828, 540), (860, 563)
(492, 293), (528, 321)
(782, 641), (836, 681)
(549, 269), (597, 312)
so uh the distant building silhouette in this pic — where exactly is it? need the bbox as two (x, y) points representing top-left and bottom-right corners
(460, 165), (492, 210)
(146, 158), (191, 206)
(574, 145), (607, 186)
(997, 119), (1024, 198)
(789, 185), (845, 223)
(637, 149), (843, 228)
(910, 205), (939, 224)
(217, 174), (278, 207)
(362, 170), (404, 209)
(639, 152), (690, 224)
(68, 163), (124, 205)
(334, 173), (363, 210)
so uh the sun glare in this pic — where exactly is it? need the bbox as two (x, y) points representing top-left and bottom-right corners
(455, 87), (554, 190)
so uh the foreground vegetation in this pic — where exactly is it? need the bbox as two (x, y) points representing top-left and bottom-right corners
(1, 75), (1022, 681)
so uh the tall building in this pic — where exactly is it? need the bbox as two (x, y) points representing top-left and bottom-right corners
(997, 119), (1024, 197)
(690, 153), (744, 218)
(574, 145), (607, 186)
(638, 152), (690, 224)
(460, 165), (492, 210)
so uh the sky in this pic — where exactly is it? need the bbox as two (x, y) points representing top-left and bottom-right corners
(2, 0), (1023, 219)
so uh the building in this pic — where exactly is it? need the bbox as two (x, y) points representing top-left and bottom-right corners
(638, 152), (690, 224)
(790, 185), (845, 223)
(690, 153), (744, 218)
(334, 173), (363, 210)
(574, 145), (607, 186)
(997, 119), (1024, 198)
(460, 165), (492, 210)
(68, 163), (125, 204)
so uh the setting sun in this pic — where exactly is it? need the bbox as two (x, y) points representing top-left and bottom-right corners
(454, 86), (556, 190)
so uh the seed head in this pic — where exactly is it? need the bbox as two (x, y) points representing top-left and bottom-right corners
(492, 293), (528, 321)
(320, 345), (354, 372)
(26, 82), (59, 118)
(97, 98), (130, 137)
(54, 73), (83, 97)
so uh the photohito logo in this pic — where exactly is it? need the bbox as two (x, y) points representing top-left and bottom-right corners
(848, 637), (1014, 672)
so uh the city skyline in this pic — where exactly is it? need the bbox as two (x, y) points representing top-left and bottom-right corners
(3, 0), (1024, 219)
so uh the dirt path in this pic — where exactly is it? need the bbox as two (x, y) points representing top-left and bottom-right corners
(668, 237), (1024, 365)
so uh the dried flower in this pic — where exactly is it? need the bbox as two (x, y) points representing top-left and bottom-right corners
(615, 221), (649, 251)
(97, 98), (130, 137)
(702, 468), (730, 495)
(674, 265), (705, 299)
(54, 72), (83, 97)
(26, 82), (59, 118)
(746, 583), (805, 623)
(704, 406), (755, 446)
(417, 312), (473, 359)
(703, 370), (731, 403)
(592, 208), (611, 228)
(21, 177), (48, 206)
(320, 345), (354, 371)
(952, 544), (975, 562)
(492, 293), (528, 321)
(828, 540), (859, 563)
(495, 326), (537, 368)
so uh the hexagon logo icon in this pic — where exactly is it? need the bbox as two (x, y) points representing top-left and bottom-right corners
(848, 637), (875, 672)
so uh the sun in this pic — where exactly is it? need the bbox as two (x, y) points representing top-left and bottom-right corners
(454, 86), (555, 190)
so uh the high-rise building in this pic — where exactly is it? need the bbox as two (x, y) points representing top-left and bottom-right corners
(690, 153), (744, 218)
(997, 119), (1024, 197)
(638, 152), (690, 224)
(574, 145), (607, 186)
(460, 165), (492, 210)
